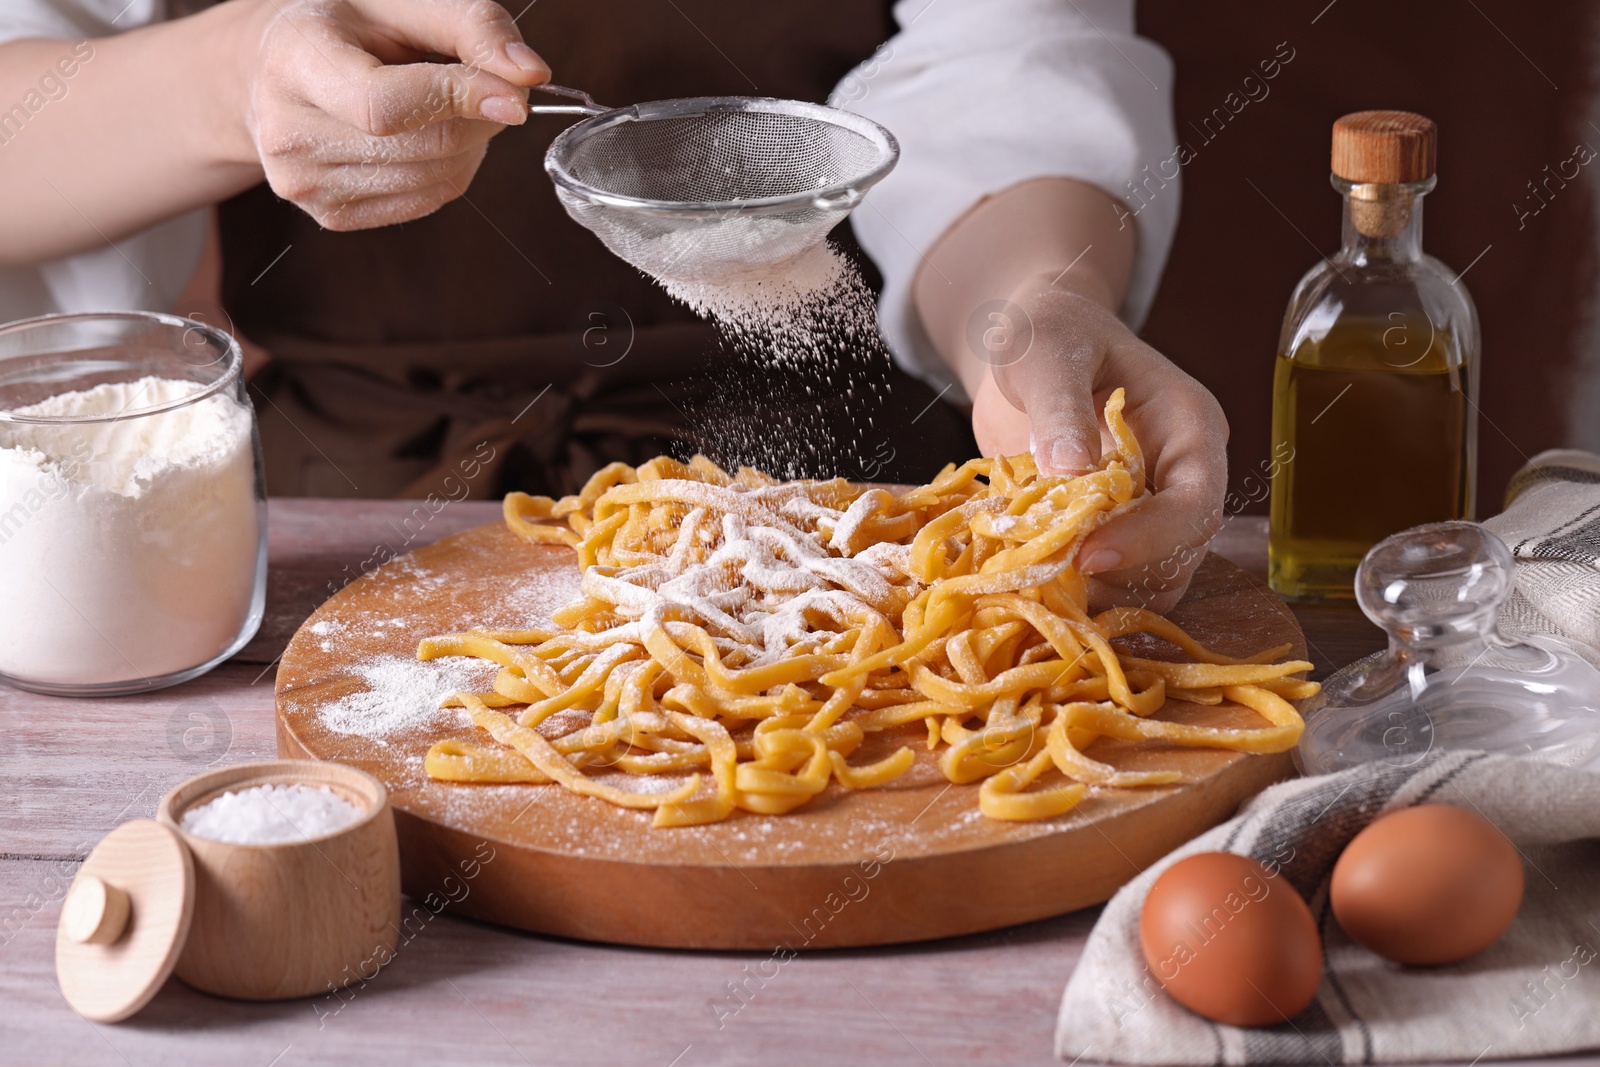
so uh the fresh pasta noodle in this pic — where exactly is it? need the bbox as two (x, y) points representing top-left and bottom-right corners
(420, 389), (1317, 825)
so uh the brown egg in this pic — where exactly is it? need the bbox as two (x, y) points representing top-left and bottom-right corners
(1139, 852), (1323, 1027)
(1331, 803), (1523, 966)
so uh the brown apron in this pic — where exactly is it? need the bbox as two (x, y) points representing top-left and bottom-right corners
(217, 0), (976, 500)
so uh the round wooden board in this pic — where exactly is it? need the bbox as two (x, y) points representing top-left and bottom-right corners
(276, 522), (1305, 950)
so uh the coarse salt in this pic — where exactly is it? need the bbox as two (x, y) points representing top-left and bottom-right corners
(181, 783), (363, 845)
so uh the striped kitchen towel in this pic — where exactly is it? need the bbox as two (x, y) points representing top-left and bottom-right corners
(1056, 750), (1600, 1064)
(1483, 449), (1600, 667)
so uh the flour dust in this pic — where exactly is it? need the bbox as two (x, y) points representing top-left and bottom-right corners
(656, 240), (894, 480)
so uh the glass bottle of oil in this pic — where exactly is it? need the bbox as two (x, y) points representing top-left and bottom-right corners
(1268, 111), (1479, 601)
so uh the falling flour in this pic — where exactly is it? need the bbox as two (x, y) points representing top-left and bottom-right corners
(658, 240), (848, 333)
(652, 239), (896, 480)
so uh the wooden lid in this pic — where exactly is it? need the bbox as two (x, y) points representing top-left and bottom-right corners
(56, 820), (194, 1023)
(1332, 111), (1436, 183)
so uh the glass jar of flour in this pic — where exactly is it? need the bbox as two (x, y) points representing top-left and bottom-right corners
(0, 312), (266, 695)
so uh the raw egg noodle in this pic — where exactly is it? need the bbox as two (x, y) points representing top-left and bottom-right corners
(419, 389), (1316, 826)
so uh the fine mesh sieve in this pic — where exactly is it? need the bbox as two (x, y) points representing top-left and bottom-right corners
(530, 85), (899, 283)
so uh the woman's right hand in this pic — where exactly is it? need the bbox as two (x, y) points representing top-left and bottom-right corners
(230, 0), (551, 230)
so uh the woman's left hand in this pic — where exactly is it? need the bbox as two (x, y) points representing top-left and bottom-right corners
(975, 280), (1229, 614)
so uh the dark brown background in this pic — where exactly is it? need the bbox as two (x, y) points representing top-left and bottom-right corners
(1137, 0), (1597, 514)
(216, 0), (1597, 505)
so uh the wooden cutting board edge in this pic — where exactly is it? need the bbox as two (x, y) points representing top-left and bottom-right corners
(278, 715), (1293, 948)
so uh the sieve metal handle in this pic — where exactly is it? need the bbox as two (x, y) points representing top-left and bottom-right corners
(528, 84), (610, 116)
(811, 187), (865, 211)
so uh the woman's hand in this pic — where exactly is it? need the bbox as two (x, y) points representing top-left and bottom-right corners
(915, 178), (1228, 614)
(976, 281), (1228, 614)
(234, 0), (550, 229)
(0, 0), (548, 260)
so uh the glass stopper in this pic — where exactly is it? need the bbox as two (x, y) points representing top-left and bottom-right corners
(1296, 522), (1600, 775)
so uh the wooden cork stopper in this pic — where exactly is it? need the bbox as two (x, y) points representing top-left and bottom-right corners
(1333, 111), (1436, 237)
(1332, 111), (1437, 183)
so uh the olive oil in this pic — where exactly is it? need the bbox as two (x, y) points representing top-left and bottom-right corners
(1269, 318), (1471, 597)
(1268, 112), (1479, 601)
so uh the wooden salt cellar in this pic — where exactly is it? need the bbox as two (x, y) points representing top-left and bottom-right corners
(1332, 110), (1437, 238)
(56, 759), (400, 1021)
(158, 760), (401, 1000)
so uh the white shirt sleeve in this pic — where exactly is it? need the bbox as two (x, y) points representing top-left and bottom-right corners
(834, 0), (1179, 396)
(0, 0), (208, 325)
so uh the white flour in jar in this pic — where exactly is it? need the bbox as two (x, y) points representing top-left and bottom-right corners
(0, 377), (261, 686)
